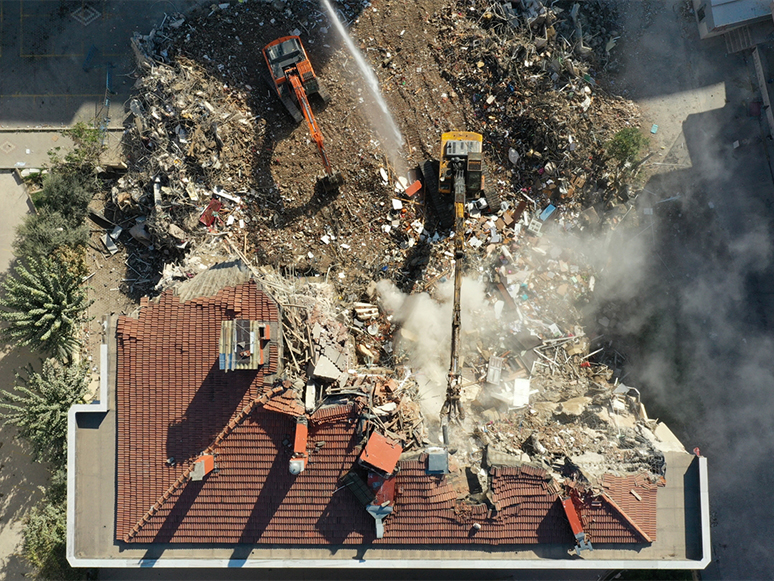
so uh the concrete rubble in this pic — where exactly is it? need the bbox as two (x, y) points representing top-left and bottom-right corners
(83, 0), (647, 300)
(83, 0), (680, 510)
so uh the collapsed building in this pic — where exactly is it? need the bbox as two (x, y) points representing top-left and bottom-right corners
(68, 0), (709, 571)
(67, 258), (707, 569)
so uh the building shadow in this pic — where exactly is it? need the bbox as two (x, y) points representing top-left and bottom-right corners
(150, 479), (205, 544)
(165, 360), (255, 464)
(235, 411), (294, 545)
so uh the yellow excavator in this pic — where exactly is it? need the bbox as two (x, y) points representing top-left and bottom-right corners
(433, 131), (492, 430)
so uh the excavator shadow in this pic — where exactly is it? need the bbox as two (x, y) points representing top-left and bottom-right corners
(249, 34), (344, 233)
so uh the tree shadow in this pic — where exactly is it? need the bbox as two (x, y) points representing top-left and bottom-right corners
(0, 347), (50, 549)
(0, 551), (34, 579)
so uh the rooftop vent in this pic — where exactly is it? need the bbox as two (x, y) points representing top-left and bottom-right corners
(426, 447), (450, 475)
(366, 503), (393, 539)
(561, 495), (593, 553)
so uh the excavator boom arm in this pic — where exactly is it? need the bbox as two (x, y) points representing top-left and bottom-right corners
(442, 160), (467, 425)
(287, 70), (334, 176)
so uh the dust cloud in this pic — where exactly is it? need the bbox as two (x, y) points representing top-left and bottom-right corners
(377, 276), (496, 419)
(566, 116), (774, 575)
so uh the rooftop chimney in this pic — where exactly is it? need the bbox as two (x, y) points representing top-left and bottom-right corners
(190, 454), (215, 481)
(289, 417), (308, 475)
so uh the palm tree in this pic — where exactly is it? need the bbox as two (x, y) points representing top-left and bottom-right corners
(0, 359), (89, 465)
(0, 256), (92, 361)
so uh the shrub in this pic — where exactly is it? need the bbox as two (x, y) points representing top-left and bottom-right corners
(22, 469), (88, 580)
(33, 173), (95, 227)
(606, 127), (649, 165)
(0, 359), (89, 464)
(0, 257), (93, 360)
(48, 122), (105, 174)
(13, 210), (90, 261)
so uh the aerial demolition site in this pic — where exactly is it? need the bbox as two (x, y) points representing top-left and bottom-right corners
(74, 0), (701, 557)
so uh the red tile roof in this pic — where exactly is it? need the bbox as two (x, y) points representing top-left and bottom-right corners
(588, 473), (662, 543)
(115, 278), (658, 547)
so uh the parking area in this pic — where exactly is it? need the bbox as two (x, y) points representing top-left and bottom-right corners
(0, 0), (204, 129)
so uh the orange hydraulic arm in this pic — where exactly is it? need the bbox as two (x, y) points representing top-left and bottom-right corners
(287, 69), (335, 177)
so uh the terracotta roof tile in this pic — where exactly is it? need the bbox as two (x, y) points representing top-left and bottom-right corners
(116, 279), (658, 546)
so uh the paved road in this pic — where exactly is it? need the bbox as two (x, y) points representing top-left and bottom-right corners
(0, 0), (203, 129)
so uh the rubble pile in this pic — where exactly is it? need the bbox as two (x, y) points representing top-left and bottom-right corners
(117, 54), (264, 252)
(246, 266), (428, 450)
(438, 0), (640, 213)
(104, 0), (675, 503)
(471, 337), (668, 486)
(111, 0), (644, 298)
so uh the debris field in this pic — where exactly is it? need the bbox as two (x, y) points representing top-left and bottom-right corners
(87, 0), (683, 525)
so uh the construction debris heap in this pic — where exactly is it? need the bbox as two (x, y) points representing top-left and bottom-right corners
(91, 0), (683, 552)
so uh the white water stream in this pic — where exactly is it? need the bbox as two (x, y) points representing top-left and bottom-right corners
(320, 0), (405, 173)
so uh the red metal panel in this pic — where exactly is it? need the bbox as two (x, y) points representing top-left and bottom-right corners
(293, 420), (308, 457)
(359, 432), (403, 476)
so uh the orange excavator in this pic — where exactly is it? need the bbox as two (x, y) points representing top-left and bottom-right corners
(263, 36), (344, 191)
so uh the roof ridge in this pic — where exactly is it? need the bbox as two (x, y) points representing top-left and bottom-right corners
(600, 491), (653, 544)
(122, 384), (287, 543)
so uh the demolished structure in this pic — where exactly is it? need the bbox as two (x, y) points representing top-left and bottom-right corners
(68, 0), (709, 571)
(68, 259), (707, 568)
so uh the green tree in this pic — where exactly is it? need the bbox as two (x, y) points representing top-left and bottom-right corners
(606, 127), (649, 165)
(34, 173), (95, 226)
(13, 211), (90, 262)
(0, 257), (93, 360)
(0, 359), (89, 464)
(48, 121), (105, 175)
(22, 468), (88, 580)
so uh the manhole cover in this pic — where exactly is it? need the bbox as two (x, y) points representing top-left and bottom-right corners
(71, 5), (101, 26)
(0, 141), (16, 154)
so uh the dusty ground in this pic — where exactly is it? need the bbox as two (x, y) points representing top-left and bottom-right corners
(108, 0), (643, 303)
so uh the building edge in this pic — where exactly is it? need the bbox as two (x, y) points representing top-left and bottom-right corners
(65, 319), (711, 570)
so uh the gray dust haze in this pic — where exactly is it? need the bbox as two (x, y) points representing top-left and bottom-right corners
(377, 277), (495, 419)
(573, 105), (774, 576)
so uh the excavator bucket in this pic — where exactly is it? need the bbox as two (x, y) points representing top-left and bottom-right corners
(320, 172), (344, 193)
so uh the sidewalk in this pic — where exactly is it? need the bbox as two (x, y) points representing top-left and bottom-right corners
(0, 128), (125, 170)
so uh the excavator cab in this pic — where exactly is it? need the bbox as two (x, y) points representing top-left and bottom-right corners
(263, 36), (343, 192)
(438, 131), (484, 197)
(263, 36), (329, 123)
(438, 131), (500, 212)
